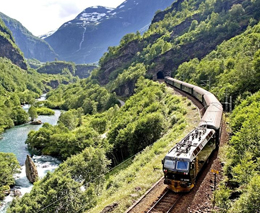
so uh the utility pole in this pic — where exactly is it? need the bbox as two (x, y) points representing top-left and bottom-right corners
(230, 95), (232, 112)
(201, 76), (211, 90)
(225, 91), (228, 112)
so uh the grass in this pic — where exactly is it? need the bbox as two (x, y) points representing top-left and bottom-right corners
(87, 92), (200, 213)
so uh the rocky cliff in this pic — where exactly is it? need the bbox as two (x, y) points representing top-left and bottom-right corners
(0, 18), (27, 70)
(37, 61), (97, 78)
(0, 12), (59, 62)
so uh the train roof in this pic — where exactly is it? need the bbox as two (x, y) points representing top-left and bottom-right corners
(165, 127), (215, 162)
(199, 103), (223, 130)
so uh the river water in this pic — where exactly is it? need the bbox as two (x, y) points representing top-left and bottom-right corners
(0, 96), (61, 212)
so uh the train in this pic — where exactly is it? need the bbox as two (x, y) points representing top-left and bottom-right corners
(162, 76), (223, 192)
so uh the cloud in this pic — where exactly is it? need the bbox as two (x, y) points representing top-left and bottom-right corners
(42, 0), (81, 19)
(0, 0), (125, 36)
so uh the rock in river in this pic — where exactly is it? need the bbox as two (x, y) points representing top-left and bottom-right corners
(25, 155), (38, 183)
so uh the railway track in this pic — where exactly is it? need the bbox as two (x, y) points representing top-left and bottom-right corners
(127, 81), (224, 213)
(146, 189), (183, 213)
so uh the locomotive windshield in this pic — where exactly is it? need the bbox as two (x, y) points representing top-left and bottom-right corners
(164, 159), (176, 170)
(176, 161), (189, 171)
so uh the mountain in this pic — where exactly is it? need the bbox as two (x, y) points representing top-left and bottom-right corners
(0, 12), (59, 62)
(0, 18), (27, 70)
(90, 0), (260, 97)
(44, 0), (174, 64)
(36, 61), (97, 79)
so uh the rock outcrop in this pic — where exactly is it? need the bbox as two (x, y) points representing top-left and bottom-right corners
(0, 18), (27, 70)
(25, 155), (38, 183)
(0, 12), (59, 62)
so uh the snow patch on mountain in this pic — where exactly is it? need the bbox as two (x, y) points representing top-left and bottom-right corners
(75, 6), (115, 25)
(79, 12), (107, 22)
(39, 29), (57, 39)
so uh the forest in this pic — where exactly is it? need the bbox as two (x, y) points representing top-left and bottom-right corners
(1, 0), (260, 212)
(7, 78), (192, 212)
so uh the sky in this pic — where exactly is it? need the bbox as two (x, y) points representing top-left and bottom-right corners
(1, 0), (125, 36)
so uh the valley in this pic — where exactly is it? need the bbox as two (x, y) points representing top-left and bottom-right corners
(0, 0), (260, 212)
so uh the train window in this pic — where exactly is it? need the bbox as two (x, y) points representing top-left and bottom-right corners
(176, 161), (189, 171)
(164, 159), (176, 170)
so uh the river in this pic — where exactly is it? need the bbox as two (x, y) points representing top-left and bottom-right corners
(0, 95), (61, 212)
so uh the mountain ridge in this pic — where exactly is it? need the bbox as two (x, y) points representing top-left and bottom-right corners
(0, 12), (59, 62)
(44, 0), (174, 64)
(0, 18), (27, 70)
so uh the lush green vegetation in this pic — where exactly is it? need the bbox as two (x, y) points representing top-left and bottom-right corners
(9, 78), (192, 212)
(0, 58), (42, 132)
(3, 0), (260, 211)
(175, 22), (260, 103)
(45, 78), (119, 112)
(37, 61), (77, 75)
(214, 92), (260, 212)
(106, 78), (187, 164)
(0, 18), (15, 43)
(0, 153), (21, 200)
(8, 147), (109, 212)
(0, 57), (77, 133)
(26, 78), (187, 162)
(36, 107), (55, 115)
(37, 61), (97, 79)
(92, 0), (260, 96)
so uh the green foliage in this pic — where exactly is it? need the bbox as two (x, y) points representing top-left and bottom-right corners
(107, 78), (186, 164)
(10, 106), (29, 125)
(216, 91), (260, 211)
(8, 147), (110, 212)
(28, 106), (38, 121)
(46, 79), (119, 113)
(36, 107), (55, 116)
(214, 183), (232, 212)
(58, 109), (81, 130)
(93, 0), (260, 95)
(0, 58), (60, 132)
(0, 152), (21, 200)
(176, 21), (260, 103)
(229, 175), (260, 213)
(107, 63), (147, 92)
(37, 61), (76, 75)
(26, 120), (101, 159)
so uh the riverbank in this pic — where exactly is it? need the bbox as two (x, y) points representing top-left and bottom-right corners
(0, 95), (62, 212)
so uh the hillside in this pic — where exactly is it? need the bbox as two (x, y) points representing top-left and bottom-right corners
(0, 12), (59, 62)
(37, 61), (97, 79)
(0, 18), (27, 70)
(44, 0), (173, 64)
(4, 0), (260, 212)
(92, 0), (260, 97)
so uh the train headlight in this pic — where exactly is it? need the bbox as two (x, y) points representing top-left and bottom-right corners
(164, 169), (168, 173)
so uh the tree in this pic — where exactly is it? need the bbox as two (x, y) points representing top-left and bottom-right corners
(28, 106), (38, 121)
(231, 175), (260, 212)
(0, 153), (21, 200)
(10, 106), (29, 125)
(58, 110), (78, 130)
